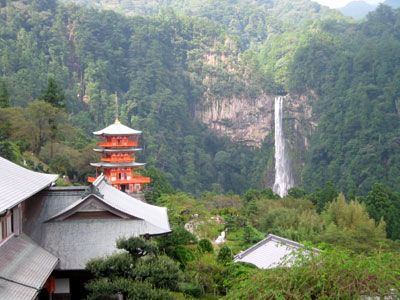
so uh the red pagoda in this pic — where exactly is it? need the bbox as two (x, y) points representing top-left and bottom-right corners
(88, 119), (151, 193)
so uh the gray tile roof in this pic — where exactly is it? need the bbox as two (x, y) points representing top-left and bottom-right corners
(0, 234), (59, 300)
(0, 156), (58, 213)
(93, 120), (141, 136)
(95, 175), (170, 232)
(234, 234), (319, 269)
(25, 176), (171, 270)
(0, 279), (36, 300)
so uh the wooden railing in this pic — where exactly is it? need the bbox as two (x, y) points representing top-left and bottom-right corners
(109, 176), (151, 184)
(101, 157), (134, 163)
(98, 141), (138, 148)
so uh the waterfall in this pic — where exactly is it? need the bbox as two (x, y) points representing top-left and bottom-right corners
(273, 96), (294, 197)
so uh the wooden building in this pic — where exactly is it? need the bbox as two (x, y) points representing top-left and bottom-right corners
(88, 119), (151, 194)
(0, 156), (171, 299)
(234, 234), (319, 269)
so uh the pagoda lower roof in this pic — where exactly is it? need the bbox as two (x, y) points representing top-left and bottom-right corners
(90, 162), (146, 168)
(93, 148), (142, 153)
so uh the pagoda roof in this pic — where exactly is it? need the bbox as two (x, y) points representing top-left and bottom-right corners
(90, 162), (146, 168)
(0, 156), (58, 214)
(93, 119), (141, 136)
(93, 148), (142, 153)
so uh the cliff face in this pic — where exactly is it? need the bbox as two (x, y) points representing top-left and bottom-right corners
(195, 92), (275, 147)
(195, 92), (317, 186)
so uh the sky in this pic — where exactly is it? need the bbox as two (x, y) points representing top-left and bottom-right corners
(314, 0), (384, 8)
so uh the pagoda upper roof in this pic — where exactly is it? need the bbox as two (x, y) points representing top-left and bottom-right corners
(93, 148), (142, 153)
(90, 161), (146, 168)
(93, 119), (141, 136)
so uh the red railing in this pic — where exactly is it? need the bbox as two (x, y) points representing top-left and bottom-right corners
(101, 157), (134, 163)
(108, 176), (151, 185)
(98, 141), (138, 148)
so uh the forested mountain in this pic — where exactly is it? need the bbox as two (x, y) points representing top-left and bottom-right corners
(1, 0), (400, 198)
(2, 1), (400, 297)
(0, 0), (273, 194)
(339, 1), (377, 19)
(384, 0), (400, 8)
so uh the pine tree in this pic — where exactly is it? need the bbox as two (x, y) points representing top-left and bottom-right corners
(40, 77), (65, 108)
(0, 81), (10, 108)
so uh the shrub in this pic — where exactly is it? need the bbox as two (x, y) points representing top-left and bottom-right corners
(198, 239), (214, 253)
(179, 282), (204, 298)
(85, 278), (173, 300)
(217, 246), (233, 264)
(226, 250), (400, 299)
(132, 256), (183, 291)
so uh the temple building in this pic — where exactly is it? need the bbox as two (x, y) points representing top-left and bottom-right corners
(88, 119), (151, 194)
(234, 234), (319, 269)
(0, 156), (170, 299)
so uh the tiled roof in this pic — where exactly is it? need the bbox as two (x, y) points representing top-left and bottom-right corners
(234, 234), (319, 269)
(25, 177), (171, 270)
(93, 119), (141, 136)
(93, 148), (142, 153)
(0, 156), (58, 213)
(90, 161), (145, 168)
(0, 278), (37, 300)
(95, 175), (170, 232)
(0, 234), (58, 300)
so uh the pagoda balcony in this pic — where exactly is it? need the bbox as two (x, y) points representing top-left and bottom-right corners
(108, 176), (151, 185)
(98, 141), (138, 148)
(101, 157), (135, 163)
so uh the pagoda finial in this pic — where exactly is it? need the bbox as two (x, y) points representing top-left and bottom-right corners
(114, 93), (119, 123)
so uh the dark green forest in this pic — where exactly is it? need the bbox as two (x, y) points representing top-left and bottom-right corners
(1, 0), (400, 198)
(1, 0), (400, 298)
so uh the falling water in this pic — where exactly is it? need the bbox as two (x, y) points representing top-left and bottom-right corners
(273, 96), (294, 197)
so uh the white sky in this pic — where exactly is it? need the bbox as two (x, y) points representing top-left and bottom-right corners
(314, 0), (384, 8)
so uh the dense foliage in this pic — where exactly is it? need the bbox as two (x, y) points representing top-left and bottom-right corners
(0, 0), (267, 193)
(227, 250), (400, 299)
(84, 188), (400, 299)
(294, 7), (400, 195)
(1, 0), (400, 198)
(1, 0), (400, 298)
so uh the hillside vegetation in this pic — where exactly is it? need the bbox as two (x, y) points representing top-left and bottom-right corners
(0, 0), (400, 197)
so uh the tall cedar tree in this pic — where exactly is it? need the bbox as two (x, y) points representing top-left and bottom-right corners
(0, 81), (10, 108)
(40, 77), (65, 108)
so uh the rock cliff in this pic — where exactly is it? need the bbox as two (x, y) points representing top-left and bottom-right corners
(195, 92), (317, 186)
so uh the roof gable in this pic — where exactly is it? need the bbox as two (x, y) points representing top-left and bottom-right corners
(46, 194), (135, 222)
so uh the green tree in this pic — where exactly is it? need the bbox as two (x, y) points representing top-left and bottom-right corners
(217, 245), (233, 264)
(364, 183), (400, 240)
(226, 250), (400, 299)
(198, 239), (214, 253)
(86, 237), (183, 298)
(24, 101), (65, 155)
(40, 77), (65, 108)
(309, 181), (338, 213)
(319, 194), (388, 253)
(0, 81), (10, 108)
